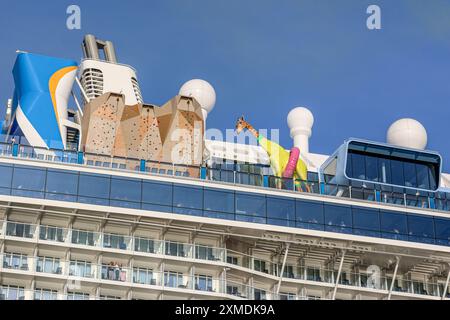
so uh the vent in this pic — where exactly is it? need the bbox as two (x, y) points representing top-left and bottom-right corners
(80, 68), (104, 102)
(131, 77), (143, 104)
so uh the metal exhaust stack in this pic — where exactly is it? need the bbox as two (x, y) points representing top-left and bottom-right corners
(82, 34), (117, 63)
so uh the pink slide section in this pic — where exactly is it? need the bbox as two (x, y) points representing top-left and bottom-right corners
(282, 147), (300, 178)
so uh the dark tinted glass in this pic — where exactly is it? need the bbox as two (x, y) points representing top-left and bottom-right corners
(351, 153), (366, 180)
(267, 197), (295, 220)
(12, 166), (46, 191)
(352, 207), (380, 231)
(428, 164), (438, 190)
(324, 204), (352, 227)
(78, 174), (110, 199)
(365, 156), (379, 182)
(403, 162), (417, 188)
(0, 164), (13, 188)
(346, 153), (353, 177)
(110, 178), (141, 202)
(142, 181), (172, 206)
(235, 192), (266, 217)
(435, 218), (450, 240)
(173, 185), (203, 209)
(415, 163), (430, 190)
(378, 158), (391, 184)
(296, 200), (324, 224)
(390, 160), (404, 186)
(204, 188), (234, 213)
(407, 214), (434, 239)
(46, 170), (78, 195)
(380, 211), (407, 235)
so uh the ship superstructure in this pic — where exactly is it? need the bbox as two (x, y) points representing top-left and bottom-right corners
(0, 35), (450, 301)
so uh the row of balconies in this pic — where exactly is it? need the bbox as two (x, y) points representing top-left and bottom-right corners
(1, 220), (450, 299)
(0, 284), (312, 301)
(0, 256), (304, 301)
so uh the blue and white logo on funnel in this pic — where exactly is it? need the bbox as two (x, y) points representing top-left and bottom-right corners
(9, 52), (78, 149)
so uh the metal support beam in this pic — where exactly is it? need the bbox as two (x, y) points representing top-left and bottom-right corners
(276, 243), (290, 295)
(387, 257), (400, 300)
(74, 77), (90, 103)
(71, 91), (84, 117)
(332, 249), (346, 300)
(442, 264), (450, 300)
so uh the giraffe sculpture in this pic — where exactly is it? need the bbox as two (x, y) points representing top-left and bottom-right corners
(235, 117), (309, 191)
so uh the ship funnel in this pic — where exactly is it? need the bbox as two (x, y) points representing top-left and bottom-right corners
(82, 34), (118, 63)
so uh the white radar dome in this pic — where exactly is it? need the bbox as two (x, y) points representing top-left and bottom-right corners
(287, 107), (314, 153)
(387, 118), (428, 150)
(179, 79), (216, 120)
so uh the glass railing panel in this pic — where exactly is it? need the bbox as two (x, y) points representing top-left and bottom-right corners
(132, 268), (158, 286)
(194, 245), (225, 262)
(5, 221), (36, 239)
(226, 250), (252, 269)
(268, 176), (294, 191)
(0, 286), (26, 300)
(381, 191), (405, 206)
(277, 292), (298, 300)
(226, 280), (251, 299)
(103, 233), (132, 250)
(2, 253), (30, 271)
(71, 229), (101, 247)
(0, 142), (12, 157)
(33, 289), (59, 300)
(354, 272), (389, 290)
(235, 172), (264, 187)
(65, 292), (91, 300)
(35, 257), (64, 275)
(303, 267), (334, 284)
(98, 295), (122, 300)
(39, 225), (68, 242)
(163, 272), (187, 289)
(134, 237), (163, 254)
(99, 263), (130, 282)
(68, 261), (96, 278)
(207, 168), (235, 183)
(252, 287), (268, 300)
(294, 179), (320, 194)
(252, 257), (275, 275)
(189, 275), (221, 293)
(350, 187), (376, 202)
(399, 279), (440, 297)
(164, 241), (193, 258)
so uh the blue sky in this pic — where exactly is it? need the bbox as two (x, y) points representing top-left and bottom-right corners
(0, 0), (449, 170)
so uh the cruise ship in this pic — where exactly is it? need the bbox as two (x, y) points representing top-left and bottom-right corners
(0, 34), (449, 301)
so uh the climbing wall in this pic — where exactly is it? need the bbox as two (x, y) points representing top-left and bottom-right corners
(155, 96), (204, 165)
(80, 93), (204, 166)
(114, 104), (163, 160)
(81, 93), (123, 155)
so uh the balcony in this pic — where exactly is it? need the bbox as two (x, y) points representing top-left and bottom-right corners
(102, 233), (132, 250)
(39, 225), (68, 242)
(2, 253), (29, 271)
(0, 286), (25, 300)
(5, 221), (36, 239)
(100, 263), (130, 282)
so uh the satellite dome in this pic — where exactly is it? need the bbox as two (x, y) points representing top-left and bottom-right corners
(287, 107), (314, 131)
(287, 107), (314, 153)
(179, 79), (216, 120)
(387, 118), (427, 150)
